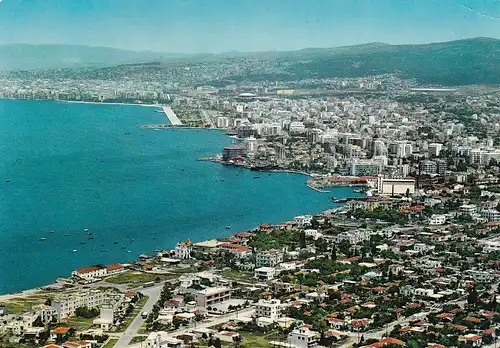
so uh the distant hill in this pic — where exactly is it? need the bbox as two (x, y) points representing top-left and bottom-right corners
(279, 37), (500, 85)
(1, 38), (500, 85)
(0, 44), (182, 70)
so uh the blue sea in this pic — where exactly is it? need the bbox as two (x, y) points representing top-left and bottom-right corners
(0, 100), (361, 294)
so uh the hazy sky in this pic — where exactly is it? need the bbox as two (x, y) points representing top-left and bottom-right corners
(1, 0), (500, 52)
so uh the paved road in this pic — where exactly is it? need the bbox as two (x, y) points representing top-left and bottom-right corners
(113, 283), (164, 348)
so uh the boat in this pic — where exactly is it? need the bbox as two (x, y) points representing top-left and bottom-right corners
(225, 226), (231, 230)
(253, 176), (261, 179)
(113, 241), (118, 244)
(80, 242), (86, 245)
(49, 231), (55, 234)
(64, 234), (71, 236)
(88, 237), (94, 240)
(121, 246), (127, 249)
(39, 238), (47, 241)
(72, 249), (78, 252)
(84, 229), (89, 232)
(353, 189), (363, 193)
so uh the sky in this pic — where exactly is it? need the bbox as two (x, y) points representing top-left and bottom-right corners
(0, 0), (500, 53)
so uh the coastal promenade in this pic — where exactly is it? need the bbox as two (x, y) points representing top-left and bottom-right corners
(162, 106), (183, 126)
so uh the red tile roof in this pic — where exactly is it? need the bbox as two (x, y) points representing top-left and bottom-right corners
(106, 264), (124, 271)
(51, 327), (69, 335)
(366, 337), (405, 347)
(75, 265), (105, 274)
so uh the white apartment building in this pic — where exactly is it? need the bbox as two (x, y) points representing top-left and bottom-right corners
(216, 116), (229, 129)
(195, 287), (231, 307)
(459, 204), (477, 215)
(254, 267), (277, 281)
(481, 209), (500, 222)
(333, 229), (371, 245)
(255, 299), (281, 321)
(52, 289), (123, 319)
(429, 214), (446, 225)
(256, 249), (283, 267)
(288, 327), (318, 348)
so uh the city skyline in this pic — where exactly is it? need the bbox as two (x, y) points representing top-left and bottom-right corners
(1, 0), (500, 53)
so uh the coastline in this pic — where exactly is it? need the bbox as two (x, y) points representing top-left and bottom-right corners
(0, 97), (163, 108)
(56, 100), (162, 108)
(0, 188), (362, 297)
(0, 99), (361, 296)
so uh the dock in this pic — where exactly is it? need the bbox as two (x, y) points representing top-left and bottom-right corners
(162, 106), (183, 126)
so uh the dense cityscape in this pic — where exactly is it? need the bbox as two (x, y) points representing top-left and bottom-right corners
(1, 48), (500, 348)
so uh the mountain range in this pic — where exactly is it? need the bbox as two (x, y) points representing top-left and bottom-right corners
(1, 37), (499, 85)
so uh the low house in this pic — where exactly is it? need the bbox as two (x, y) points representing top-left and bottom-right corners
(458, 334), (482, 347)
(50, 327), (70, 340)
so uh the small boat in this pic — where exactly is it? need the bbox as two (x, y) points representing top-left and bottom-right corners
(80, 242), (86, 245)
(40, 238), (47, 241)
(88, 237), (94, 240)
(84, 229), (89, 232)
(127, 250), (131, 253)
(225, 226), (231, 230)
(153, 237), (156, 240)
(5, 180), (10, 183)
(102, 250), (108, 253)
(49, 231), (55, 234)
(113, 241), (118, 244)
(353, 189), (363, 193)
(253, 176), (261, 179)
(64, 234), (71, 236)
(121, 246), (127, 249)
(101, 244), (105, 247)
(72, 249), (78, 252)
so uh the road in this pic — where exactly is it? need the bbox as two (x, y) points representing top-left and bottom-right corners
(113, 283), (164, 347)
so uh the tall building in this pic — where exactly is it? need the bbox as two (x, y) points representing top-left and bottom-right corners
(419, 160), (437, 175)
(377, 176), (415, 196)
(216, 116), (229, 129)
(256, 250), (284, 267)
(349, 159), (382, 176)
(255, 299), (281, 321)
(428, 143), (443, 157)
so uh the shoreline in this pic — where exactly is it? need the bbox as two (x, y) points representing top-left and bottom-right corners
(0, 97), (163, 108)
(0, 98), (359, 296)
(0, 184), (363, 298)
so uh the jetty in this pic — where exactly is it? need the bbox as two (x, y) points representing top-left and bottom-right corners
(162, 106), (183, 126)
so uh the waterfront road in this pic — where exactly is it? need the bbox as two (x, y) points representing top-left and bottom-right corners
(113, 283), (164, 347)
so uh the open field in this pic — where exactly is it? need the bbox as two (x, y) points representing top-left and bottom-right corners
(105, 271), (172, 286)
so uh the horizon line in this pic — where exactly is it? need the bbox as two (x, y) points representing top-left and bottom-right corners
(1, 36), (498, 56)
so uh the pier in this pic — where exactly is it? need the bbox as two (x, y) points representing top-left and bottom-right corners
(162, 106), (183, 126)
